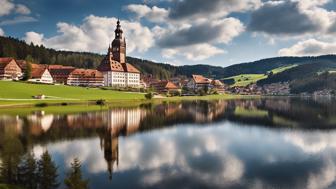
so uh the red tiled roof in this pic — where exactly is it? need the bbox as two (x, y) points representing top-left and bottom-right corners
(31, 64), (48, 78)
(0, 58), (15, 68)
(152, 81), (179, 90)
(211, 80), (224, 86)
(69, 69), (103, 78)
(97, 55), (140, 73)
(192, 75), (211, 84)
(123, 63), (140, 73)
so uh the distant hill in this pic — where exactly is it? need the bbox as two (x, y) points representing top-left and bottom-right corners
(2, 36), (336, 83)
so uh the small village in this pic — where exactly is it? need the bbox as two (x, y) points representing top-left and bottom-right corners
(0, 20), (291, 97)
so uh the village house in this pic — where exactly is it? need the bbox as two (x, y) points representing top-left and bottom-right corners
(151, 81), (181, 94)
(97, 20), (141, 88)
(48, 65), (76, 84)
(187, 75), (212, 92)
(17, 60), (53, 84)
(0, 58), (22, 80)
(67, 69), (104, 87)
(29, 64), (53, 84)
(211, 79), (226, 94)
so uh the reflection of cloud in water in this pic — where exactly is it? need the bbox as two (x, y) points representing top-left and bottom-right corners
(285, 132), (336, 154)
(31, 121), (336, 189)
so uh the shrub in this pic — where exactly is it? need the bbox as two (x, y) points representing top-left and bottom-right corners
(145, 92), (154, 100)
(96, 99), (106, 105)
(35, 103), (48, 107)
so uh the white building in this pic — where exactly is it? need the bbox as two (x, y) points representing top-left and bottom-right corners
(97, 20), (140, 88)
(29, 64), (53, 84)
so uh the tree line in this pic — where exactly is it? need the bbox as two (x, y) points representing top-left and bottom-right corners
(0, 135), (89, 189)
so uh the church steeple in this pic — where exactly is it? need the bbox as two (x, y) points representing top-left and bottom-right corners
(111, 19), (126, 63)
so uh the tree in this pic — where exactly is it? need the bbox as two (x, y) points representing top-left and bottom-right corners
(38, 151), (59, 189)
(64, 158), (89, 189)
(0, 136), (24, 184)
(18, 153), (38, 189)
(22, 60), (32, 81)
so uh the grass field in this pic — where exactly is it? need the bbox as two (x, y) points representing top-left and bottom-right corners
(224, 65), (298, 87)
(0, 81), (145, 100)
(0, 81), (260, 109)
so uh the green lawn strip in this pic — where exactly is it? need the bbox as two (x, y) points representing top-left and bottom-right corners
(0, 81), (144, 100)
(271, 65), (297, 74)
(225, 74), (267, 87)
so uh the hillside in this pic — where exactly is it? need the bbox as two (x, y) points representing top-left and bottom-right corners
(2, 36), (336, 81)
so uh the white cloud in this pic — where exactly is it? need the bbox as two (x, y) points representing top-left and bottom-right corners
(24, 15), (155, 54)
(15, 4), (31, 15)
(125, 4), (168, 23)
(0, 16), (37, 26)
(249, 0), (336, 37)
(162, 44), (226, 61)
(24, 31), (44, 45)
(279, 39), (336, 56)
(0, 0), (15, 16)
(0, 28), (4, 36)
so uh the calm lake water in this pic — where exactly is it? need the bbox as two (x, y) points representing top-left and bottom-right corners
(1, 98), (336, 189)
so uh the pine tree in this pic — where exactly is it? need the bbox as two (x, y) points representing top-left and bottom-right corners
(17, 153), (38, 189)
(38, 151), (59, 189)
(22, 60), (32, 81)
(64, 158), (89, 189)
(0, 136), (24, 184)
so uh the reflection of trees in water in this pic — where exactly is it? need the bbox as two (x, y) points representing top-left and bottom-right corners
(1, 98), (336, 182)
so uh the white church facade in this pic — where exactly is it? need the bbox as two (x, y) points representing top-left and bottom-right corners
(98, 20), (140, 88)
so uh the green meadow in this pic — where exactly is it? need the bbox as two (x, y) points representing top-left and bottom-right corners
(0, 81), (144, 104)
(224, 65), (297, 87)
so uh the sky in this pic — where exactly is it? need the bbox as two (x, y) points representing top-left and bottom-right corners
(0, 0), (336, 67)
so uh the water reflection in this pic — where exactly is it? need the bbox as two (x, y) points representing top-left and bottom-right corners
(1, 98), (336, 188)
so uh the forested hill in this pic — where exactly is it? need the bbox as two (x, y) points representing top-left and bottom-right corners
(2, 36), (336, 79)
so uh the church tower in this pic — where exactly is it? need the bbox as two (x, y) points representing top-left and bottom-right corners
(110, 19), (126, 63)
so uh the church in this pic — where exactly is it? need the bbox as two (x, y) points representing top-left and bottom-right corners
(97, 20), (140, 88)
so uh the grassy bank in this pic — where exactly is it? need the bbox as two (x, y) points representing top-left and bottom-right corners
(0, 81), (259, 109)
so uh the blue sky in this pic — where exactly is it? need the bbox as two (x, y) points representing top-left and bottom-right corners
(0, 0), (336, 67)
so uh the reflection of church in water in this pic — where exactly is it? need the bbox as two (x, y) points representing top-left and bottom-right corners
(98, 108), (146, 179)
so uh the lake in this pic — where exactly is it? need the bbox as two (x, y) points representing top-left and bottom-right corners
(1, 97), (336, 189)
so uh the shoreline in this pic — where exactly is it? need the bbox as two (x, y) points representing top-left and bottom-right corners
(0, 94), (260, 110)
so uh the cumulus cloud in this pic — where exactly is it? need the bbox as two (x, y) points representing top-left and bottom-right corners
(248, 0), (336, 36)
(157, 18), (244, 48)
(0, 28), (4, 36)
(278, 39), (336, 56)
(24, 15), (155, 53)
(125, 4), (168, 23)
(0, 0), (15, 16)
(15, 4), (31, 15)
(168, 0), (261, 21)
(0, 0), (31, 16)
(162, 44), (226, 61)
(24, 31), (44, 45)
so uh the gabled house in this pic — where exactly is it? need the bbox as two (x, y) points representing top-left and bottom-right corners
(151, 81), (180, 94)
(0, 58), (22, 80)
(48, 65), (76, 84)
(187, 75), (212, 92)
(30, 64), (53, 84)
(17, 60), (53, 84)
(211, 80), (225, 94)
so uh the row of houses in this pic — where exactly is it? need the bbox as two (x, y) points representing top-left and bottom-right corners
(0, 57), (105, 87)
(145, 74), (226, 94)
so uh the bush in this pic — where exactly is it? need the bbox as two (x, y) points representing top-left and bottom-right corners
(35, 103), (48, 107)
(96, 99), (106, 105)
(145, 92), (154, 100)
